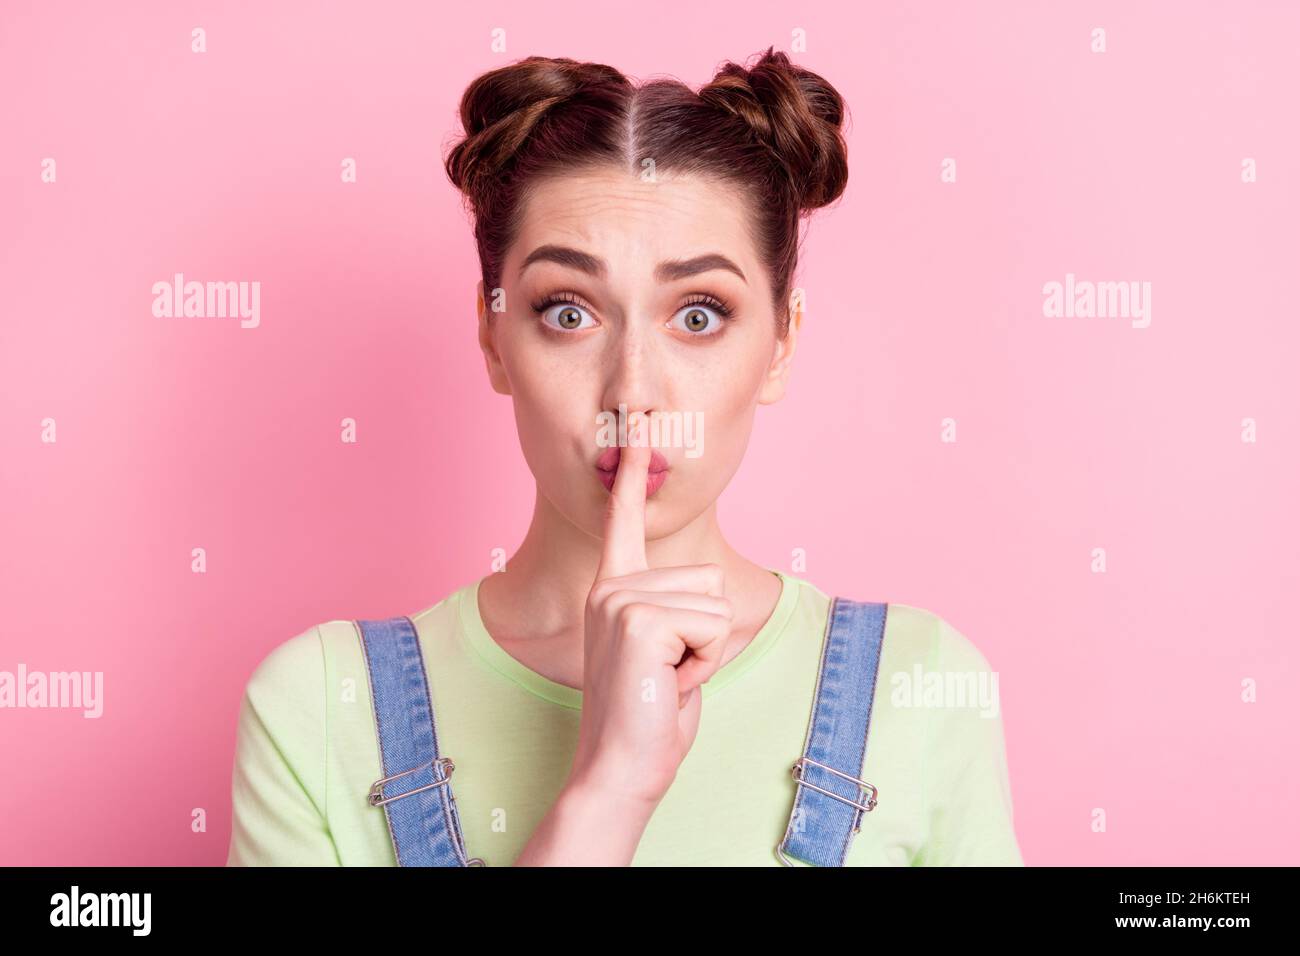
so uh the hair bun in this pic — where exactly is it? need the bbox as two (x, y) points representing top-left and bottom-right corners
(445, 56), (631, 199)
(699, 47), (849, 212)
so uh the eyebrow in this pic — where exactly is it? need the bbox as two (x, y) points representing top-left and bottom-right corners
(518, 244), (747, 284)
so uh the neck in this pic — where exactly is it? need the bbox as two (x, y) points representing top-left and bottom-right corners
(480, 484), (764, 642)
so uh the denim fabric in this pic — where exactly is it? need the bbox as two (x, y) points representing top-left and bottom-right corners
(356, 616), (479, 866)
(776, 598), (889, 866)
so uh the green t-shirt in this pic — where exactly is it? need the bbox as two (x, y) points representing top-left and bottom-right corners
(226, 570), (1024, 866)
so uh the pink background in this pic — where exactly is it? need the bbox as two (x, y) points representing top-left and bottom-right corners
(2, 1), (1297, 865)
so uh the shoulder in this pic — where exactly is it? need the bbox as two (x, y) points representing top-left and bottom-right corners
(878, 602), (997, 674)
(242, 583), (471, 693)
(258, 585), (471, 699)
(881, 605), (1010, 774)
(229, 625), (338, 810)
(783, 577), (995, 672)
(236, 616), (374, 731)
(242, 624), (329, 707)
(879, 609), (1020, 863)
(234, 624), (341, 755)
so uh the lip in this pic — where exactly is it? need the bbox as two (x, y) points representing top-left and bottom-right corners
(595, 446), (671, 497)
(596, 466), (669, 496)
(595, 445), (670, 474)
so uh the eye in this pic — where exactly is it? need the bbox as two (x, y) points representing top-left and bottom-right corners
(532, 293), (598, 333)
(669, 294), (734, 336)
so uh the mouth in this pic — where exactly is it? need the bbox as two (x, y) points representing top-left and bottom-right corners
(595, 446), (671, 496)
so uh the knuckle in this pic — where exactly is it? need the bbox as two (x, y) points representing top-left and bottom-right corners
(588, 579), (612, 606)
(616, 601), (652, 633)
(595, 589), (625, 624)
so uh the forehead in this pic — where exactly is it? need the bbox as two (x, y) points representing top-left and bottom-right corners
(509, 167), (759, 278)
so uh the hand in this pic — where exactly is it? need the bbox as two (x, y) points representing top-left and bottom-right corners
(569, 414), (735, 808)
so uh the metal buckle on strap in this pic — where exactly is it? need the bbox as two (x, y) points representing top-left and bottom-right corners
(775, 756), (880, 866)
(368, 756), (457, 807)
(790, 756), (879, 825)
(367, 756), (487, 865)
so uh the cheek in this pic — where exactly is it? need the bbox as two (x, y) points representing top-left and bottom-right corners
(502, 326), (574, 406)
(503, 350), (598, 461)
(691, 341), (768, 417)
(675, 365), (761, 483)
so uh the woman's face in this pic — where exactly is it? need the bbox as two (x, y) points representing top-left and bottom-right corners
(476, 166), (800, 542)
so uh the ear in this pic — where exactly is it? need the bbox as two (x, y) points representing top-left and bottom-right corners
(477, 279), (513, 396)
(757, 304), (802, 405)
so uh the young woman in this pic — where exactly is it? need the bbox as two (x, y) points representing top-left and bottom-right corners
(226, 48), (1024, 867)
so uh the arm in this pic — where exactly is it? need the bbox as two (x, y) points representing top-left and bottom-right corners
(914, 616), (1024, 866)
(226, 626), (341, 866)
(513, 774), (660, 866)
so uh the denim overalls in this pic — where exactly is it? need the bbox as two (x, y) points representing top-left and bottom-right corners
(355, 596), (888, 866)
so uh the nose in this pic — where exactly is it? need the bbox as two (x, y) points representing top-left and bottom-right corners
(599, 321), (663, 437)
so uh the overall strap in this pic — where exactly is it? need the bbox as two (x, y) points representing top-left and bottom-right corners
(354, 616), (481, 866)
(776, 597), (889, 866)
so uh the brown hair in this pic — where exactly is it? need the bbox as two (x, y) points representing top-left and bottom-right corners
(443, 47), (850, 338)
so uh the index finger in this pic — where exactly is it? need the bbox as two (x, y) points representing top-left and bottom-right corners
(595, 414), (651, 581)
